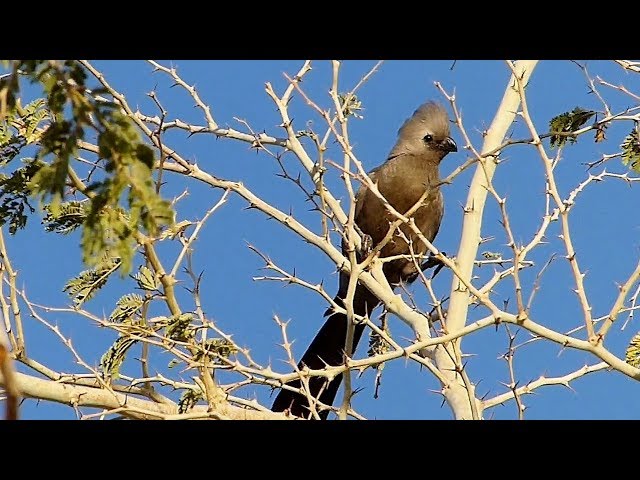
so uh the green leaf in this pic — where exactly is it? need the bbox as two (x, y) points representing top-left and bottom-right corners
(626, 331), (640, 368)
(193, 338), (239, 364)
(3, 61), (175, 275)
(621, 127), (640, 173)
(0, 137), (27, 166)
(22, 98), (49, 143)
(42, 200), (88, 234)
(82, 199), (137, 273)
(178, 389), (204, 414)
(136, 144), (155, 169)
(23, 98), (47, 115)
(0, 97), (48, 161)
(29, 141), (71, 202)
(99, 335), (138, 380)
(0, 159), (43, 233)
(77, 109), (174, 273)
(63, 255), (121, 307)
(549, 107), (595, 148)
(159, 220), (193, 240)
(108, 293), (144, 323)
(166, 313), (195, 342)
(134, 265), (159, 291)
(338, 93), (364, 119)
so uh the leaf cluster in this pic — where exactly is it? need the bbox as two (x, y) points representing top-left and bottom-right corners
(165, 313), (196, 342)
(0, 159), (42, 233)
(338, 92), (364, 119)
(108, 293), (145, 323)
(626, 331), (640, 369)
(133, 265), (160, 291)
(548, 107), (595, 148)
(0, 98), (49, 157)
(193, 338), (238, 365)
(0, 98), (51, 233)
(621, 126), (640, 173)
(62, 255), (121, 307)
(42, 200), (87, 234)
(100, 336), (138, 380)
(1, 61), (175, 272)
(178, 389), (204, 413)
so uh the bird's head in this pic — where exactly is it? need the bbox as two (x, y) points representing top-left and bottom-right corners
(390, 101), (457, 162)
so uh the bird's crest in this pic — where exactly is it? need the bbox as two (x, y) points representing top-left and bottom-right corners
(397, 101), (450, 140)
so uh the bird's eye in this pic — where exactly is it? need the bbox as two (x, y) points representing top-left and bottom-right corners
(423, 134), (433, 143)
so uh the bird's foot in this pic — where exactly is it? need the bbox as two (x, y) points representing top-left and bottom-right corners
(359, 233), (373, 257)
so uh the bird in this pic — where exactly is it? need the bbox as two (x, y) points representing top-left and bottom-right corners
(271, 101), (457, 419)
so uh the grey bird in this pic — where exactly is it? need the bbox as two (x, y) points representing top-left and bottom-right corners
(272, 101), (457, 419)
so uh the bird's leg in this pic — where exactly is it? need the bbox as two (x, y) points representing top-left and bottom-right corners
(420, 252), (447, 279)
(353, 224), (373, 258)
(428, 306), (448, 326)
(361, 233), (373, 257)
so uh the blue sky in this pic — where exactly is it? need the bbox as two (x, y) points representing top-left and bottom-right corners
(6, 60), (640, 419)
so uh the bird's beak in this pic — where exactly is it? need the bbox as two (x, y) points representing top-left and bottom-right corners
(440, 136), (458, 153)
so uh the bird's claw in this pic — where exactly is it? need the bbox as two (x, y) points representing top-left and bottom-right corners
(360, 233), (373, 257)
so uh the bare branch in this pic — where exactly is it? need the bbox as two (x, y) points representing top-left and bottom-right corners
(483, 362), (608, 410)
(0, 369), (288, 420)
(441, 60), (539, 419)
(507, 60), (596, 343)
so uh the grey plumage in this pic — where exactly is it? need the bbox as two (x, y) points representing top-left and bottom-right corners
(389, 101), (452, 159)
(354, 101), (455, 284)
(272, 101), (457, 419)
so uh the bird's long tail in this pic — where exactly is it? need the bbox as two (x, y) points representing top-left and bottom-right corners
(271, 283), (379, 419)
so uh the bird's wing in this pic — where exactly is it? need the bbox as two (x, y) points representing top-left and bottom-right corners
(354, 151), (406, 219)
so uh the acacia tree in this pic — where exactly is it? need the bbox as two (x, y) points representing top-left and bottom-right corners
(1, 59), (639, 420)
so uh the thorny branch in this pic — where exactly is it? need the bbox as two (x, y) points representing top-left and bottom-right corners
(2, 60), (640, 420)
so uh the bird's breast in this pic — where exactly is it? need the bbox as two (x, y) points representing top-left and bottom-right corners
(351, 157), (444, 285)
